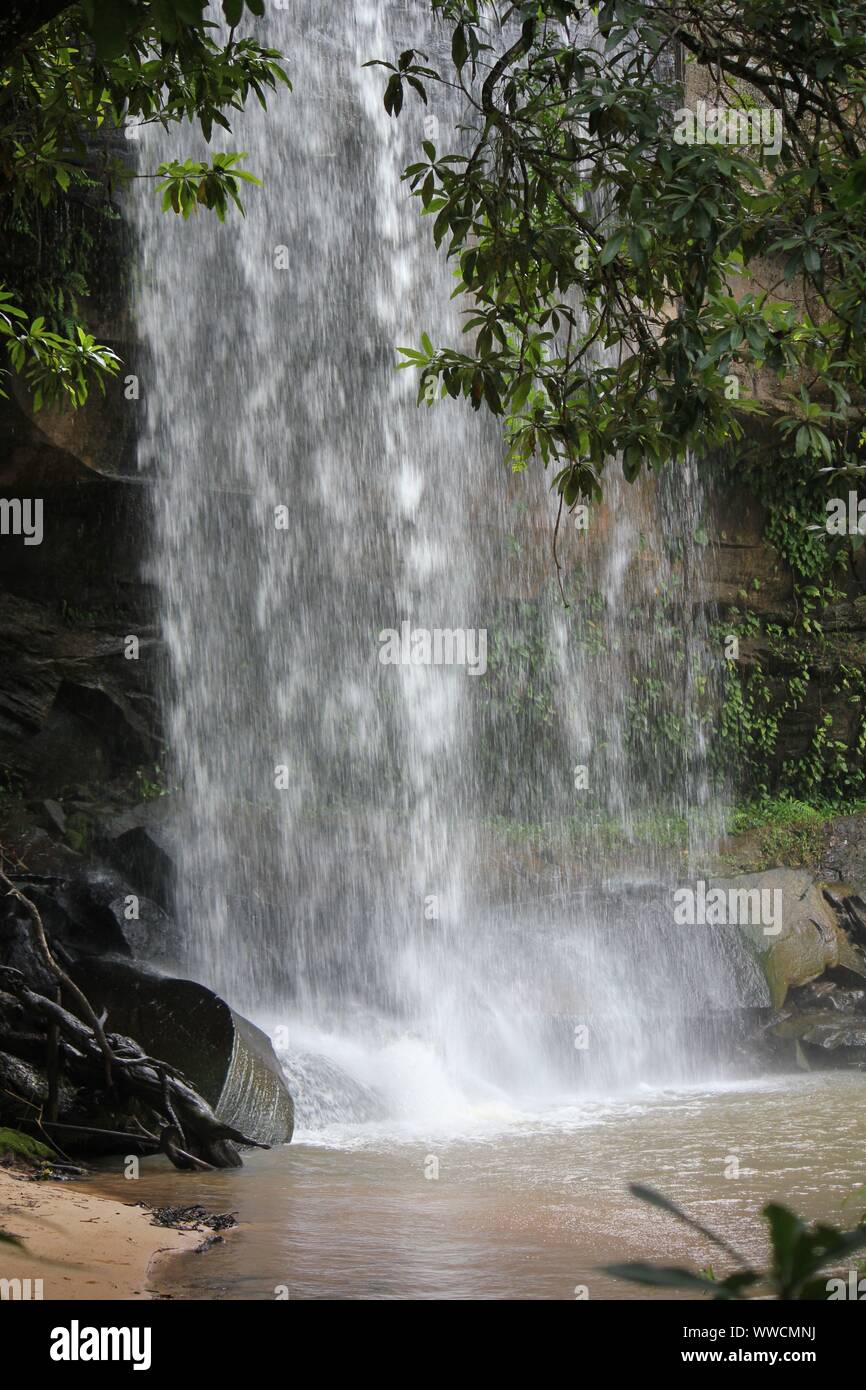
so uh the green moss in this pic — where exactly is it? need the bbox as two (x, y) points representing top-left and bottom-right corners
(716, 795), (866, 873)
(63, 810), (91, 853)
(0, 1127), (55, 1161)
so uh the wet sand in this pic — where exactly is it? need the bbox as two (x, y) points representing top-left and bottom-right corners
(0, 1167), (199, 1300)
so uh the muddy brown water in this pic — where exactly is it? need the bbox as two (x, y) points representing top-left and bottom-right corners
(86, 1073), (866, 1301)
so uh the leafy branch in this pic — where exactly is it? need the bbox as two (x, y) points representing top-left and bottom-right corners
(156, 152), (262, 221)
(0, 286), (120, 409)
(375, 1), (866, 506)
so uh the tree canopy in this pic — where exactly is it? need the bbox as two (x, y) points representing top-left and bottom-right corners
(373, 1), (866, 505)
(4, 0), (866, 490)
(0, 0), (288, 408)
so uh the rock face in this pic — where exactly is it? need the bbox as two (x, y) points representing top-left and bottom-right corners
(727, 868), (866, 1009)
(0, 413), (161, 803)
(0, 830), (295, 1152)
(705, 467), (866, 785)
(818, 815), (866, 889)
(721, 866), (866, 1069)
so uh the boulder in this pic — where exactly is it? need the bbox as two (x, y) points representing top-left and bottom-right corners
(98, 800), (180, 911)
(772, 1010), (866, 1053)
(0, 861), (179, 966)
(70, 955), (294, 1146)
(724, 868), (866, 1008)
(55, 863), (177, 963)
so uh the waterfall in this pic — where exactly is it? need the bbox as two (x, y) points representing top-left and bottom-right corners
(132, 2), (754, 1132)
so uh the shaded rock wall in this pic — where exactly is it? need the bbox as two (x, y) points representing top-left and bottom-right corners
(704, 454), (866, 787)
(0, 209), (297, 1147)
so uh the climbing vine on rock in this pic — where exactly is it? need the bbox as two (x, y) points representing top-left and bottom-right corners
(715, 444), (866, 805)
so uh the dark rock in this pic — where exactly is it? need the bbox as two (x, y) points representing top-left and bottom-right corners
(818, 816), (866, 886)
(796, 979), (837, 1004)
(0, 849), (180, 967)
(0, 801), (82, 875)
(98, 803), (179, 911)
(772, 1009), (866, 1054)
(0, 1047), (79, 1124)
(795, 978), (866, 1014)
(70, 954), (294, 1146)
(823, 883), (866, 955)
(0, 586), (160, 799)
(827, 986), (866, 1013)
(42, 799), (66, 835)
(26, 876), (129, 959)
(58, 863), (177, 963)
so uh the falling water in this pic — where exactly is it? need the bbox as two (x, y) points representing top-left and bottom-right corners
(133, 2), (759, 1131)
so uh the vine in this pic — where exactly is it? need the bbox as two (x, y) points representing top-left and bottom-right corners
(715, 442), (866, 805)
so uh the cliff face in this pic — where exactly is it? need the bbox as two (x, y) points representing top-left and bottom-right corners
(705, 456), (866, 796)
(0, 464), (159, 789)
(0, 187), (157, 831)
(0, 398), (164, 870)
(0, 229), (296, 1150)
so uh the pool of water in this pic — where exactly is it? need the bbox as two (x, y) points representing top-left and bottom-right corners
(90, 1071), (866, 1300)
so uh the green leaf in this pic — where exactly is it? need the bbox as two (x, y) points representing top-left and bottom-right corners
(764, 1204), (804, 1289)
(88, 5), (131, 60)
(452, 24), (469, 71)
(627, 1185), (750, 1265)
(600, 230), (627, 266)
(510, 375), (533, 411)
(384, 74), (403, 117)
(601, 1263), (725, 1295)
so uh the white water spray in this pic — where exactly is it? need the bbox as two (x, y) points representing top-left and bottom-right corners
(133, 2), (759, 1134)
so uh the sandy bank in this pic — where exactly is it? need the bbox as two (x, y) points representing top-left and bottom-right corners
(0, 1167), (199, 1300)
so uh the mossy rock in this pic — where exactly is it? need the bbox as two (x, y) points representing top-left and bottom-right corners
(0, 1127), (55, 1161)
(64, 810), (93, 853)
(727, 868), (866, 1008)
(771, 1010), (866, 1053)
